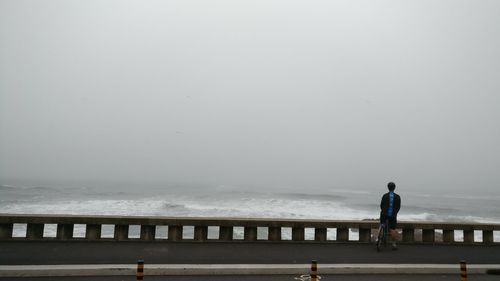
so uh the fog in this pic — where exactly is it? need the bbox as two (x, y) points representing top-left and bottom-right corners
(1, 0), (499, 194)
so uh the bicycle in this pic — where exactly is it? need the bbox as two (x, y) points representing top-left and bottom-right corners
(376, 219), (388, 252)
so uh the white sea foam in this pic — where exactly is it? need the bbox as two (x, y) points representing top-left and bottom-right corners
(1, 196), (374, 220)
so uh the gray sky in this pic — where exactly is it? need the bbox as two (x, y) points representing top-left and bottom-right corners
(1, 0), (499, 193)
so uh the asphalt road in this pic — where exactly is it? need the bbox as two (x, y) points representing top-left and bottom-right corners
(1, 241), (500, 265)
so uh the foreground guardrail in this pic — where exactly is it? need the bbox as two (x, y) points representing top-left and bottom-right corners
(0, 214), (498, 244)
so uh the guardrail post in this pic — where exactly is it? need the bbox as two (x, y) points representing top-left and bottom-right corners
(244, 227), (257, 241)
(168, 225), (183, 241)
(403, 228), (414, 242)
(423, 229), (435, 243)
(310, 260), (318, 281)
(140, 225), (156, 241)
(85, 224), (101, 240)
(292, 227), (304, 241)
(337, 227), (349, 242)
(0, 223), (13, 239)
(315, 228), (327, 242)
(483, 230), (494, 244)
(443, 229), (454, 243)
(359, 227), (371, 242)
(114, 225), (129, 240)
(137, 258), (144, 281)
(27, 223), (44, 240)
(194, 226), (208, 241)
(219, 226), (233, 241)
(56, 224), (74, 240)
(464, 230), (474, 243)
(460, 260), (467, 281)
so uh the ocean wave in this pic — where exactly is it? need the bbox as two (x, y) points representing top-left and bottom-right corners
(442, 194), (500, 201)
(0, 185), (16, 191)
(403, 204), (459, 214)
(1, 187), (498, 226)
(399, 213), (500, 224)
(272, 192), (345, 201)
(327, 188), (372, 195)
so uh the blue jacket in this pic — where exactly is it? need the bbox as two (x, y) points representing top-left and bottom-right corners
(380, 191), (401, 217)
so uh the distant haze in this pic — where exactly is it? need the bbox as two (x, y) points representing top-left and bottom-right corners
(1, 0), (499, 194)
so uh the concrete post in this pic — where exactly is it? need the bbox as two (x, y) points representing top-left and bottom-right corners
(114, 225), (129, 240)
(483, 230), (494, 244)
(0, 223), (13, 239)
(315, 228), (327, 242)
(310, 260), (318, 281)
(268, 227), (281, 241)
(443, 229), (454, 243)
(137, 259), (144, 281)
(403, 228), (414, 242)
(56, 224), (74, 240)
(140, 225), (156, 241)
(244, 226), (257, 241)
(194, 226), (208, 241)
(460, 260), (467, 281)
(359, 227), (371, 242)
(219, 226), (233, 241)
(85, 224), (101, 240)
(423, 229), (435, 243)
(27, 223), (44, 240)
(464, 230), (474, 243)
(168, 225), (183, 241)
(337, 228), (349, 242)
(292, 227), (305, 241)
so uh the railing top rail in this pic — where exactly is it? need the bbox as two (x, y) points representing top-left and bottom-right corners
(1, 213), (499, 230)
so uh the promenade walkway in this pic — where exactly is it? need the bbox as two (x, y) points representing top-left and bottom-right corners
(1, 241), (500, 265)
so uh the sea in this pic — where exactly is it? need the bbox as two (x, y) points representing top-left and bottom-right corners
(1, 181), (499, 240)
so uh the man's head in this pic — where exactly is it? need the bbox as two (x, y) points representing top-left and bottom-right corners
(387, 182), (396, 191)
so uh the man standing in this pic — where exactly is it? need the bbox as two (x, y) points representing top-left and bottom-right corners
(380, 182), (401, 250)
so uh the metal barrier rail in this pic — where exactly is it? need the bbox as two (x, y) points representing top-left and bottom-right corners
(0, 214), (499, 243)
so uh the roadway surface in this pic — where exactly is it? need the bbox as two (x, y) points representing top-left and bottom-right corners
(1, 241), (500, 265)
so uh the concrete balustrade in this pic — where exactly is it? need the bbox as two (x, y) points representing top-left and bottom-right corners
(483, 230), (494, 244)
(337, 228), (349, 242)
(85, 224), (101, 240)
(403, 228), (415, 242)
(57, 224), (74, 240)
(443, 229), (454, 243)
(168, 225), (182, 241)
(194, 226), (208, 241)
(359, 227), (371, 242)
(244, 226), (257, 241)
(0, 223), (13, 239)
(0, 214), (498, 244)
(220, 226), (233, 241)
(315, 228), (327, 242)
(422, 229), (435, 243)
(27, 223), (44, 240)
(140, 225), (156, 241)
(292, 227), (304, 241)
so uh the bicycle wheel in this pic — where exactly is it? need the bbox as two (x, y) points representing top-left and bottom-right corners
(376, 226), (384, 252)
(383, 226), (387, 248)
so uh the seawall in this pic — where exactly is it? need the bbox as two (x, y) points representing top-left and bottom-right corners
(1, 214), (499, 244)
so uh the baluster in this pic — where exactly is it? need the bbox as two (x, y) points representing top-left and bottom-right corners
(57, 224), (74, 240)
